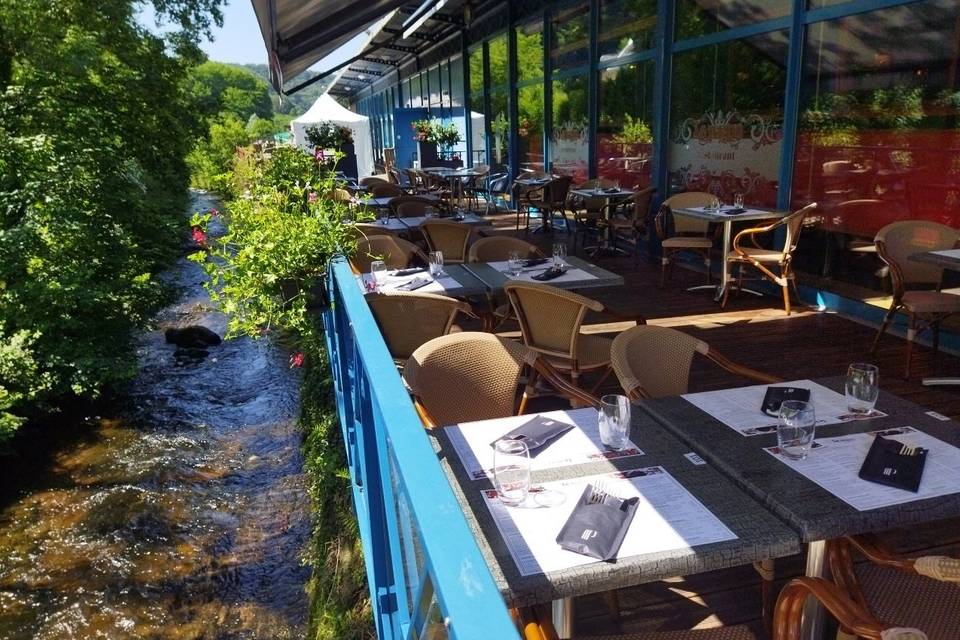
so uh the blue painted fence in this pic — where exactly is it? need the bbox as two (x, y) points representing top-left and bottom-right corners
(322, 257), (519, 640)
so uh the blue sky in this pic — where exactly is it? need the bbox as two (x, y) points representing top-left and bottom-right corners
(199, 1), (265, 64)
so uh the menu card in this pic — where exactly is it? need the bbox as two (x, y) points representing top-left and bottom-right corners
(483, 467), (738, 576)
(764, 426), (960, 511)
(487, 260), (597, 284)
(447, 408), (642, 480)
(682, 380), (886, 436)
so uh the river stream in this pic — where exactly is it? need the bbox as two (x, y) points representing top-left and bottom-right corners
(0, 192), (310, 639)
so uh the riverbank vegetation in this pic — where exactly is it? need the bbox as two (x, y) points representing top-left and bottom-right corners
(190, 143), (372, 638)
(0, 0), (225, 442)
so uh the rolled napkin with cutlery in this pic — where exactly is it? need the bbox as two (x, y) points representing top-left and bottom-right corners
(395, 276), (433, 291)
(556, 483), (639, 561)
(533, 266), (567, 281)
(522, 257), (550, 268)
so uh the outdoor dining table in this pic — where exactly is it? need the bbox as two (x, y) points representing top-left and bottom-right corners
(908, 248), (960, 386)
(359, 264), (488, 297)
(422, 166), (488, 202)
(431, 406), (800, 639)
(394, 212), (490, 230)
(636, 376), (960, 639)
(359, 193), (442, 210)
(569, 187), (635, 257)
(671, 206), (786, 302)
(462, 255), (624, 293)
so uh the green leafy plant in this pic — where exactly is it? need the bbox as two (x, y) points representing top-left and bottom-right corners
(190, 147), (366, 338)
(411, 119), (461, 148)
(306, 122), (354, 150)
(613, 114), (653, 144)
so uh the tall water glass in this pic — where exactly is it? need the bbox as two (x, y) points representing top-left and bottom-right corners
(507, 251), (523, 277)
(599, 394), (631, 451)
(734, 193), (745, 209)
(370, 260), (388, 292)
(552, 242), (567, 269)
(428, 251), (445, 278)
(845, 363), (879, 414)
(493, 439), (530, 506)
(777, 400), (816, 460)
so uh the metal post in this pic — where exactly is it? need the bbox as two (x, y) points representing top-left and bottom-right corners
(652, 0), (674, 204)
(543, 8), (553, 173)
(587, 0), (600, 179)
(777, 0), (807, 212)
(508, 5), (520, 179)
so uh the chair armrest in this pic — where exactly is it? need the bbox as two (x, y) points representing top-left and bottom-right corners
(531, 357), (601, 409)
(847, 534), (960, 582)
(732, 222), (779, 254)
(704, 347), (782, 385)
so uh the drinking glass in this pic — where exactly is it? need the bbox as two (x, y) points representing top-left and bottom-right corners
(493, 439), (530, 506)
(599, 394), (631, 450)
(777, 400), (816, 460)
(428, 251), (445, 278)
(734, 193), (745, 209)
(613, 180), (620, 191)
(370, 260), (388, 292)
(845, 363), (879, 414)
(552, 242), (567, 269)
(507, 251), (523, 277)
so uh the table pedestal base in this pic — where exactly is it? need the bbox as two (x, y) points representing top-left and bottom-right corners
(552, 596), (575, 639)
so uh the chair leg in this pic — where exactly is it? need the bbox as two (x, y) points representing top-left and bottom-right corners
(871, 305), (898, 354)
(601, 590), (623, 631)
(660, 256), (669, 288)
(782, 283), (791, 316)
(905, 312), (917, 379)
(519, 366), (539, 414)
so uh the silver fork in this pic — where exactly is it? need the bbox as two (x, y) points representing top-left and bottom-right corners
(589, 482), (609, 504)
(899, 443), (918, 456)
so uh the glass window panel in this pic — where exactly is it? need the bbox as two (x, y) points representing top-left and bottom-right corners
(489, 34), (509, 87)
(599, 0), (657, 61)
(598, 61), (655, 188)
(449, 56), (464, 108)
(490, 90), (510, 169)
(791, 0), (960, 291)
(468, 47), (487, 165)
(516, 19), (544, 83)
(518, 84), (545, 173)
(668, 30), (789, 207)
(551, 74), (589, 182)
(429, 65), (442, 106)
(551, 3), (590, 71)
(675, 0), (791, 41)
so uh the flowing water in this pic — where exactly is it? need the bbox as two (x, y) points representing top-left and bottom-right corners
(0, 192), (310, 639)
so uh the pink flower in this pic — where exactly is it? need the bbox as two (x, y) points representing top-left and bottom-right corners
(314, 148), (325, 161)
(289, 352), (305, 368)
(308, 192), (318, 203)
(191, 227), (206, 246)
(209, 208), (219, 217)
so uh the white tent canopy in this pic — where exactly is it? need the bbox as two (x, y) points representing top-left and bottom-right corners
(291, 94), (374, 179)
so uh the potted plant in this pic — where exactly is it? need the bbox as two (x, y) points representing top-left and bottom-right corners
(306, 122), (357, 177)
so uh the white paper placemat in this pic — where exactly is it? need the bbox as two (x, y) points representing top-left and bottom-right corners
(447, 408), (643, 480)
(361, 271), (463, 295)
(764, 426), (960, 511)
(486, 260), (598, 284)
(930, 249), (960, 259)
(682, 380), (886, 436)
(483, 467), (738, 576)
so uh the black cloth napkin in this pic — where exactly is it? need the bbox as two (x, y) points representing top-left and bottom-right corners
(522, 257), (550, 268)
(394, 267), (426, 276)
(762, 386), (811, 417)
(859, 435), (927, 493)
(492, 415), (575, 456)
(556, 484), (639, 561)
(395, 276), (432, 291)
(532, 266), (567, 281)
(721, 207), (747, 215)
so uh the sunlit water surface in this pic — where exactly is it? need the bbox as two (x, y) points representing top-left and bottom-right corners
(0, 192), (309, 639)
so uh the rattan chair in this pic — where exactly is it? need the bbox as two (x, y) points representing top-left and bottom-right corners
(350, 223), (399, 240)
(468, 236), (543, 263)
(420, 220), (473, 263)
(870, 220), (960, 378)
(350, 236), (427, 273)
(610, 325), (780, 400)
(403, 332), (600, 428)
(655, 191), (716, 288)
(391, 195), (442, 218)
(504, 282), (614, 392)
(721, 203), (817, 315)
(325, 188), (354, 204)
(517, 577), (930, 640)
(360, 176), (391, 187)
(370, 182), (405, 198)
(597, 186), (656, 262)
(829, 534), (957, 640)
(367, 291), (475, 363)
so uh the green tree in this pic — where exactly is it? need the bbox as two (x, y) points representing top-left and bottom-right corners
(189, 60), (274, 121)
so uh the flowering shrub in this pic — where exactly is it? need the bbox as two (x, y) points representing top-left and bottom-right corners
(306, 122), (354, 150)
(190, 147), (368, 337)
(411, 119), (462, 149)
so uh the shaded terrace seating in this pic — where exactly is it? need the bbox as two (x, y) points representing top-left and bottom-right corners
(655, 191), (716, 288)
(420, 220), (473, 263)
(597, 186), (656, 261)
(403, 332), (600, 428)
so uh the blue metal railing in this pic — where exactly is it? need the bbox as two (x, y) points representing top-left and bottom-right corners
(322, 257), (519, 640)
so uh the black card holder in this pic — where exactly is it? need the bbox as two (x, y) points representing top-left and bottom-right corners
(492, 415), (575, 456)
(522, 258), (550, 268)
(532, 266), (566, 281)
(394, 267), (426, 276)
(556, 485), (639, 561)
(858, 435), (927, 493)
(762, 386), (811, 417)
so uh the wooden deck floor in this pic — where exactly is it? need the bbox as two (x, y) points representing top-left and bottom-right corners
(468, 213), (960, 637)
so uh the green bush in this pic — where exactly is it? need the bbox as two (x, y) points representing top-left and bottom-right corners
(0, 0), (224, 440)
